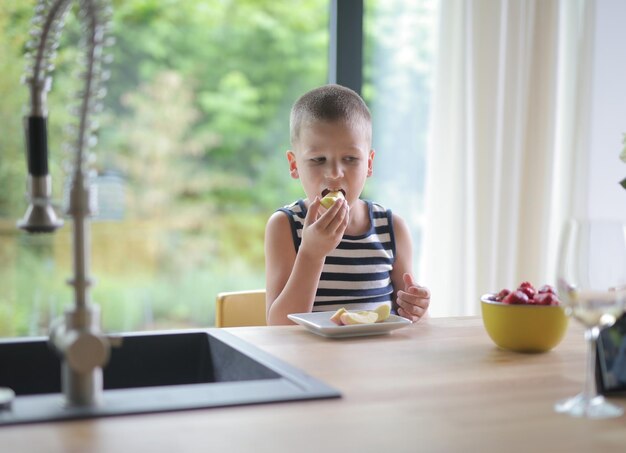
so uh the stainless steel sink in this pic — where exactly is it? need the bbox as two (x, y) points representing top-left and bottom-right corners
(0, 329), (340, 426)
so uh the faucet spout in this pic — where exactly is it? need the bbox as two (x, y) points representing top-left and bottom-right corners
(16, 174), (64, 234)
(18, 77), (65, 233)
(19, 0), (117, 408)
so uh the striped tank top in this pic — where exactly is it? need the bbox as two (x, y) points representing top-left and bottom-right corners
(278, 199), (396, 313)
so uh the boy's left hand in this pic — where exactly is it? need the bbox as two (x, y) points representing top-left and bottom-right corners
(396, 273), (430, 323)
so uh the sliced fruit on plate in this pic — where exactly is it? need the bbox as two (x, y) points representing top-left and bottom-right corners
(330, 307), (347, 325)
(329, 306), (391, 325)
(373, 304), (391, 322)
(339, 311), (379, 325)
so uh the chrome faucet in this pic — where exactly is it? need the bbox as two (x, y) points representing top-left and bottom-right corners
(18, 0), (119, 407)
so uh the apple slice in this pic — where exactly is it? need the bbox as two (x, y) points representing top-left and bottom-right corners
(340, 311), (378, 325)
(330, 307), (347, 325)
(373, 304), (391, 322)
(320, 191), (345, 209)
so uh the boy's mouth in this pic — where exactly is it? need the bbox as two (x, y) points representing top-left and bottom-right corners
(321, 188), (346, 198)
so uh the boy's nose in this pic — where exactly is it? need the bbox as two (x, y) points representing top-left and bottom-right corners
(326, 161), (344, 179)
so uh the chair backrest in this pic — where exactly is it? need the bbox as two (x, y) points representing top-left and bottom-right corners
(215, 289), (267, 327)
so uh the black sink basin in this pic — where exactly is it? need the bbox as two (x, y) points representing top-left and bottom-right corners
(0, 329), (340, 426)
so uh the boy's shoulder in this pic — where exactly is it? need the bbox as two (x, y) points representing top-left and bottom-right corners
(369, 200), (388, 212)
(365, 200), (392, 219)
(278, 199), (306, 218)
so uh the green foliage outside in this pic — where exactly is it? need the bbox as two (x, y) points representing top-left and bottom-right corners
(0, 0), (328, 335)
(0, 0), (437, 337)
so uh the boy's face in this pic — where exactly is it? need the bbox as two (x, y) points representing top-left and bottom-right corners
(287, 119), (374, 207)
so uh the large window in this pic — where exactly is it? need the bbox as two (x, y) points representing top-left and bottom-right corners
(0, 0), (439, 336)
(0, 0), (329, 335)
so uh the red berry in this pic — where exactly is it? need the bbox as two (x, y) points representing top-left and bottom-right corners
(526, 295), (539, 305)
(534, 292), (559, 306)
(517, 284), (536, 300)
(519, 281), (535, 289)
(548, 294), (560, 306)
(502, 290), (529, 305)
(495, 289), (511, 301)
(538, 285), (556, 295)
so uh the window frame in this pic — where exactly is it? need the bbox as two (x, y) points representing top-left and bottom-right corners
(328, 0), (363, 94)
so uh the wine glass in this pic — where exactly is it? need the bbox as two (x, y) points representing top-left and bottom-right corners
(554, 219), (626, 419)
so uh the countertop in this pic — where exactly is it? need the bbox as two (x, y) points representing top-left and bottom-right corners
(0, 316), (624, 452)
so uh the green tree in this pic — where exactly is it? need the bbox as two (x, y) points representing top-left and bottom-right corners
(1, 0), (328, 333)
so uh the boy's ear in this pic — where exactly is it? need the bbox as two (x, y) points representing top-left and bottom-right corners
(287, 151), (299, 179)
(367, 149), (375, 177)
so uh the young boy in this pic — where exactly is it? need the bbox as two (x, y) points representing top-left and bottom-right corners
(265, 84), (430, 325)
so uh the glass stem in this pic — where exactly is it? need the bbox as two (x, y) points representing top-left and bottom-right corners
(583, 327), (600, 404)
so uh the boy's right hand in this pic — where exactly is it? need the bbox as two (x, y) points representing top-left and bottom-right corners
(299, 196), (349, 261)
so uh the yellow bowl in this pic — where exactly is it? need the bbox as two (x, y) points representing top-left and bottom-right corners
(480, 294), (569, 353)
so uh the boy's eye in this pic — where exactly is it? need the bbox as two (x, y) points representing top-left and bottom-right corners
(311, 157), (326, 164)
(344, 156), (358, 162)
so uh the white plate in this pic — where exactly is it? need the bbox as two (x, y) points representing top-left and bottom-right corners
(287, 311), (411, 338)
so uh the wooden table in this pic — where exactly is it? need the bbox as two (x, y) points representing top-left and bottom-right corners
(0, 317), (624, 452)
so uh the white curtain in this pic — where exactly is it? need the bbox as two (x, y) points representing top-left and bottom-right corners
(420, 0), (595, 317)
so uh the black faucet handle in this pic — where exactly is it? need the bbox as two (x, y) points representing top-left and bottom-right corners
(25, 115), (49, 177)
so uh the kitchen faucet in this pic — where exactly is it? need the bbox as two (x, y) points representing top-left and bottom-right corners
(18, 0), (118, 407)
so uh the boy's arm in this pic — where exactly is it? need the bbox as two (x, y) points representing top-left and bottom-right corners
(389, 213), (430, 322)
(265, 197), (348, 325)
(264, 211), (323, 325)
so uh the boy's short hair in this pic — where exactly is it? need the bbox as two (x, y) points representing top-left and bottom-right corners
(290, 84), (372, 147)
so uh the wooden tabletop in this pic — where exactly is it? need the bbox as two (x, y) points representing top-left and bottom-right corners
(0, 317), (624, 452)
